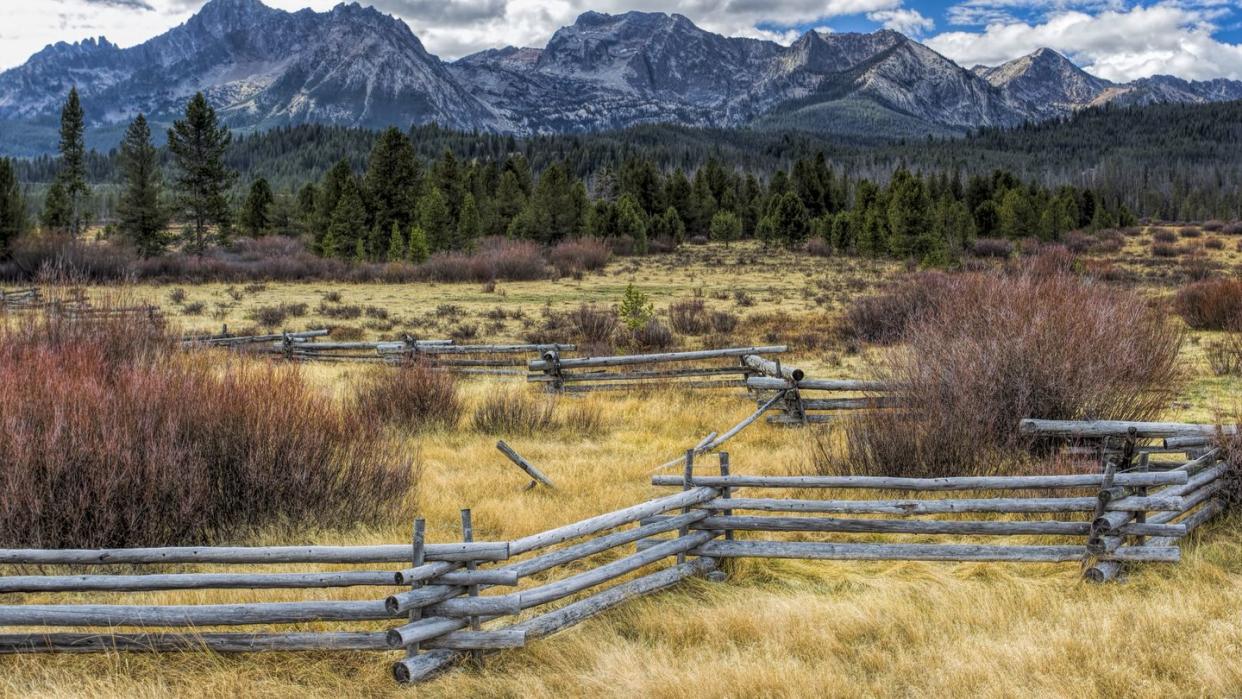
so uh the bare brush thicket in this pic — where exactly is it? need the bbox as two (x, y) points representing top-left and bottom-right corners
(350, 361), (463, 430)
(0, 306), (412, 548)
(832, 270), (1185, 477)
(1175, 278), (1242, 330)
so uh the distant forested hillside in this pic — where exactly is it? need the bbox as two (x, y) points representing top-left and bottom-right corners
(12, 100), (1242, 221)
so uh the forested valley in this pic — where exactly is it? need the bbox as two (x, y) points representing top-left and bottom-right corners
(2, 93), (1239, 274)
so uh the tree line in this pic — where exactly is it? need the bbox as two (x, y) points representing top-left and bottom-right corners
(0, 90), (1165, 264)
(2, 88), (236, 257)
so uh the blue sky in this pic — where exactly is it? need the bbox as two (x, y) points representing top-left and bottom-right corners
(2, 0), (1241, 81)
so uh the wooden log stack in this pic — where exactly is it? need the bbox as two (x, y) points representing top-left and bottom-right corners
(527, 346), (788, 393)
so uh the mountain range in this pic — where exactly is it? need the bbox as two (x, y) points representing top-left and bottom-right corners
(2, 0), (1240, 156)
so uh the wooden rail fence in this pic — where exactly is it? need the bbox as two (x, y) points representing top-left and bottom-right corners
(527, 346), (788, 393)
(183, 328), (576, 377)
(0, 419), (1229, 683)
(0, 287), (41, 310)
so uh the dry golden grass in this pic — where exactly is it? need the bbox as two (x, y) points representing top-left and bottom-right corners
(4, 238), (1242, 697)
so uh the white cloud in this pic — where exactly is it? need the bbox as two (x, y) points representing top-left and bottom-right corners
(868, 8), (935, 35)
(399, 0), (903, 57)
(0, 0), (904, 70)
(947, 0), (1126, 27)
(927, 4), (1242, 80)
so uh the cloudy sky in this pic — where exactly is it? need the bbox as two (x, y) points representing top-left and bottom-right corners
(2, 0), (1241, 82)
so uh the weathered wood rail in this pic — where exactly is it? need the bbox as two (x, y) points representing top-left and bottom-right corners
(1, 421), (1228, 683)
(201, 332), (577, 376)
(527, 346), (788, 393)
(182, 327), (330, 348)
(0, 287), (42, 310)
(744, 359), (894, 425)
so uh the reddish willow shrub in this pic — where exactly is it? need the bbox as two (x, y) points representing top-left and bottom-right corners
(836, 271), (1184, 477)
(838, 272), (953, 346)
(351, 361), (462, 430)
(549, 237), (612, 277)
(0, 313), (411, 548)
(1175, 278), (1242, 330)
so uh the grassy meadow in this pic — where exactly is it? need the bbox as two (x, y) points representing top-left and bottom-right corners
(3, 228), (1242, 698)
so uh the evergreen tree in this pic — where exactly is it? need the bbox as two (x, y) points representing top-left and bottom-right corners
(494, 170), (527, 234)
(55, 87), (90, 236)
(618, 283), (653, 330)
(930, 194), (975, 254)
(296, 182), (319, 235)
(649, 207), (686, 245)
(241, 177), (275, 237)
(386, 222), (405, 261)
(614, 194), (648, 254)
(432, 149), (464, 218)
(417, 187), (454, 252)
(326, 177), (366, 259)
(687, 172), (717, 238)
(364, 127), (421, 240)
(0, 158), (26, 256)
(516, 163), (583, 243)
(770, 192), (810, 248)
(830, 211), (854, 252)
(974, 200), (1001, 238)
(859, 203), (890, 257)
(315, 160), (354, 245)
(41, 180), (71, 233)
(457, 192), (481, 250)
(618, 158), (663, 216)
(664, 168), (692, 221)
(407, 224), (430, 263)
(116, 114), (169, 257)
(997, 188), (1037, 239)
(168, 92), (235, 252)
(886, 169), (932, 259)
(709, 210), (742, 247)
(792, 157), (826, 217)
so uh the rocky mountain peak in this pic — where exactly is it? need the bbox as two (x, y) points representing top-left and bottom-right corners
(2, 2), (1242, 156)
(978, 47), (1111, 114)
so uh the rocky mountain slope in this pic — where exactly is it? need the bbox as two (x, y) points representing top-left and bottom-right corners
(2, 0), (1240, 155)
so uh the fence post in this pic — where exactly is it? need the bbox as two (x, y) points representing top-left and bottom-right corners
(706, 452), (731, 583)
(402, 334), (420, 364)
(405, 518), (426, 659)
(1134, 452), (1149, 547)
(1084, 429), (1135, 576)
(678, 450), (694, 565)
(545, 350), (564, 393)
(461, 509), (482, 666)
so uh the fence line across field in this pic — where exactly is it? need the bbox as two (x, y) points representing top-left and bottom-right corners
(527, 346), (789, 392)
(0, 419), (1229, 684)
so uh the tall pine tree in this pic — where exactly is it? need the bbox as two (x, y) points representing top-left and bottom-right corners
(364, 127), (421, 247)
(241, 178), (275, 237)
(0, 158), (26, 256)
(55, 87), (90, 236)
(116, 114), (169, 257)
(168, 92), (235, 252)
